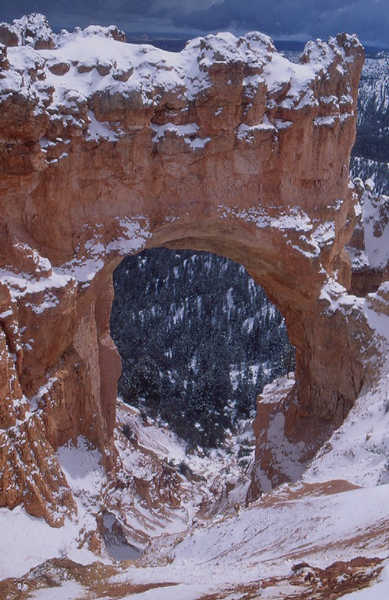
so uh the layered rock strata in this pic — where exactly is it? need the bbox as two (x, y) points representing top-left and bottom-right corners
(0, 14), (370, 520)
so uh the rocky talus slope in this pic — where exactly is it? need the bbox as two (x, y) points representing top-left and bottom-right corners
(1, 12), (389, 599)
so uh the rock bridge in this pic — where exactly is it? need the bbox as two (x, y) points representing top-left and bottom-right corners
(0, 15), (369, 523)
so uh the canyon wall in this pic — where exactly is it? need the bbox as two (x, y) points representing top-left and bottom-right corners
(0, 14), (371, 522)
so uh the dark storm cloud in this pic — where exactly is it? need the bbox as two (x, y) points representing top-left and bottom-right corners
(172, 0), (389, 46)
(0, 1), (222, 34)
(0, 0), (388, 46)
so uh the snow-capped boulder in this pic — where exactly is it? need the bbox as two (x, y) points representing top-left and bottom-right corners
(0, 13), (55, 49)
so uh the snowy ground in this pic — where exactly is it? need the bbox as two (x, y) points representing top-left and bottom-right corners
(0, 402), (254, 581)
(0, 436), (106, 579)
(2, 279), (389, 597)
(3, 478), (388, 598)
(2, 371), (389, 599)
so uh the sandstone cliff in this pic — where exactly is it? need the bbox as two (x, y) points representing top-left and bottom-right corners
(0, 13), (373, 523)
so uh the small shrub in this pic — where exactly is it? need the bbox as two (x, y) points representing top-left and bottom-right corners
(122, 424), (136, 442)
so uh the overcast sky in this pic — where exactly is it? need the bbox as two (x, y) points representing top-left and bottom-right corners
(0, 1), (388, 47)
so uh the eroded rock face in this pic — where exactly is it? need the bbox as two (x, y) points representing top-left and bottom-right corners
(0, 15), (371, 520)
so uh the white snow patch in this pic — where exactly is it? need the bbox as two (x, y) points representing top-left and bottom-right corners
(219, 204), (314, 233)
(274, 118), (293, 129)
(314, 115), (336, 127)
(28, 581), (87, 600)
(0, 266), (74, 313)
(57, 255), (105, 285)
(0, 503), (99, 579)
(320, 277), (364, 315)
(29, 376), (58, 411)
(340, 111), (354, 122)
(151, 122), (210, 150)
(122, 584), (212, 600)
(236, 115), (275, 142)
(107, 217), (151, 255)
(57, 436), (105, 496)
(86, 110), (120, 141)
(347, 245), (370, 270)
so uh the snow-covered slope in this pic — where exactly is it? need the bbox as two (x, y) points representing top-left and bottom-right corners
(0, 398), (254, 579)
(3, 273), (389, 596)
(2, 478), (389, 598)
(2, 324), (389, 598)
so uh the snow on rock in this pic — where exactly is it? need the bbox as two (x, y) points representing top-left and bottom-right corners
(150, 122), (211, 150)
(57, 436), (105, 498)
(219, 204), (337, 259)
(0, 435), (112, 579)
(252, 374), (307, 493)
(346, 179), (389, 298)
(86, 110), (120, 141)
(236, 116), (276, 142)
(0, 13), (125, 51)
(28, 581), (87, 600)
(104, 481), (389, 599)
(169, 483), (389, 572)
(0, 15), (363, 148)
(0, 13), (55, 49)
(306, 281), (389, 488)
(0, 266), (75, 312)
(320, 276), (364, 315)
(0, 217), (150, 307)
(219, 204), (313, 232)
(304, 367), (389, 488)
(0, 266), (66, 298)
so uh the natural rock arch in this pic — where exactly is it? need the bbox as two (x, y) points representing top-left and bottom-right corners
(0, 16), (370, 522)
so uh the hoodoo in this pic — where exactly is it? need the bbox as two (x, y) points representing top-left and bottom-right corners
(0, 14), (373, 523)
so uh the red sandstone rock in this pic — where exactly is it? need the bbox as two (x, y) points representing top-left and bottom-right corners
(0, 24), (19, 47)
(48, 61), (70, 76)
(0, 16), (377, 521)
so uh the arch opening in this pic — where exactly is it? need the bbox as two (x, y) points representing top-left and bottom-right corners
(110, 247), (296, 453)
